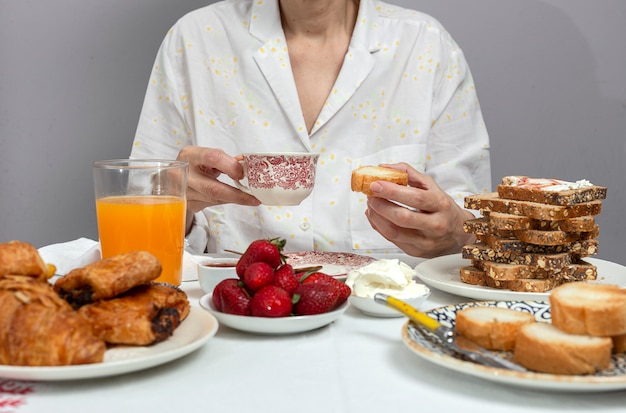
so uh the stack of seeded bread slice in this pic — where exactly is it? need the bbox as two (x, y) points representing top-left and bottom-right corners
(460, 176), (607, 292)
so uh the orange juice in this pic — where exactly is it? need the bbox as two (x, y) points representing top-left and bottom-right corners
(96, 195), (186, 285)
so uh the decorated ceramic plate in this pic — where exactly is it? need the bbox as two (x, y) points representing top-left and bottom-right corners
(415, 254), (626, 301)
(285, 251), (376, 279)
(402, 300), (626, 392)
(199, 293), (349, 335)
(0, 308), (218, 381)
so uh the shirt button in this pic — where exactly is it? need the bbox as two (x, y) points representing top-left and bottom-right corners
(299, 222), (311, 231)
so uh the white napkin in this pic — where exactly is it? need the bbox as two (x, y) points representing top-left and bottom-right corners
(182, 251), (204, 281)
(38, 238), (101, 275)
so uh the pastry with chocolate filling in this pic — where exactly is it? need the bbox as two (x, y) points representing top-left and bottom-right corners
(77, 282), (190, 346)
(54, 250), (162, 309)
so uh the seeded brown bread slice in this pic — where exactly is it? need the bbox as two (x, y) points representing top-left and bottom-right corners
(478, 260), (597, 283)
(464, 192), (603, 220)
(498, 176), (607, 206)
(558, 260), (598, 282)
(462, 243), (572, 270)
(475, 234), (599, 257)
(459, 265), (488, 286)
(481, 211), (597, 232)
(483, 275), (562, 292)
(462, 217), (515, 237)
(513, 225), (599, 246)
(534, 215), (597, 232)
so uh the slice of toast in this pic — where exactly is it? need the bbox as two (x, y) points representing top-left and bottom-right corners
(455, 306), (535, 351)
(513, 226), (598, 246)
(350, 166), (409, 196)
(460, 262), (595, 288)
(498, 176), (607, 206)
(514, 322), (612, 375)
(483, 211), (597, 232)
(549, 283), (626, 336)
(483, 275), (561, 292)
(464, 192), (603, 220)
(459, 265), (488, 286)
(474, 234), (598, 257)
(463, 217), (515, 237)
(462, 243), (572, 270)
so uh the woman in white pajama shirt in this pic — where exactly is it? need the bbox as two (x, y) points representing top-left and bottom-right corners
(131, 0), (491, 257)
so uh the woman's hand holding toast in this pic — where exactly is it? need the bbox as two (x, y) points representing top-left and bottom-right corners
(363, 163), (475, 258)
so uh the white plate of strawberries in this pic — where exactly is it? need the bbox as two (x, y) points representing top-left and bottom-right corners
(199, 295), (349, 335)
(198, 238), (352, 334)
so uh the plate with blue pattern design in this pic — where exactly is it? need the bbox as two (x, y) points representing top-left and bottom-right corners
(402, 300), (626, 392)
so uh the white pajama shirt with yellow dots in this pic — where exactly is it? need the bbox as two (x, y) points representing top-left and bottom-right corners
(131, 0), (491, 255)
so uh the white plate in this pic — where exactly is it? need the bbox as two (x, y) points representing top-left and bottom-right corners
(199, 293), (349, 335)
(0, 307), (218, 381)
(415, 254), (626, 301)
(402, 300), (626, 392)
(285, 251), (375, 279)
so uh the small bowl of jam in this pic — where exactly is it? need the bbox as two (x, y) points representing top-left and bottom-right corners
(198, 253), (240, 294)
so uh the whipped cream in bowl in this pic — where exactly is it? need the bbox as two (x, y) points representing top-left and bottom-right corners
(345, 259), (430, 318)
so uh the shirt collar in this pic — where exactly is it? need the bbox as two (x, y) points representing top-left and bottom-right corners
(249, 0), (381, 53)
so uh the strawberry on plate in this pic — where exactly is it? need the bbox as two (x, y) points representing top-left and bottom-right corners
(300, 272), (351, 302)
(236, 238), (286, 278)
(273, 264), (299, 294)
(250, 285), (293, 317)
(243, 261), (275, 292)
(215, 279), (252, 316)
(292, 282), (346, 316)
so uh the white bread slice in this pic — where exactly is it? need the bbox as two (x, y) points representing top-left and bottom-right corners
(513, 322), (612, 375)
(549, 282), (626, 336)
(351, 166), (408, 196)
(455, 306), (535, 351)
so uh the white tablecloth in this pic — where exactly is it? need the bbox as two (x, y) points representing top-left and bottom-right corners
(2, 245), (625, 412)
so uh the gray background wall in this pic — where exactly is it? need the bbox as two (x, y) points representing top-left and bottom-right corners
(1, 0), (624, 265)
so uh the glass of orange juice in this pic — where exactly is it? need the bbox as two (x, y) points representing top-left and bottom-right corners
(93, 159), (188, 285)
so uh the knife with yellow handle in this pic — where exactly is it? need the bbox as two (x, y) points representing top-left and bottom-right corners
(374, 293), (527, 372)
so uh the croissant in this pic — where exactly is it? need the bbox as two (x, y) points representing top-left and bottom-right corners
(0, 276), (106, 366)
(0, 241), (50, 281)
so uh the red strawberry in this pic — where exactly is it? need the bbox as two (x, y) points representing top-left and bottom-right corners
(212, 278), (241, 311)
(243, 261), (274, 292)
(292, 282), (344, 316)
(300, 272), (351, 302)
(219, 280), (252, 315)
(250, 285), (293, 317)
(236, 238), (287, 278)
(272, 264), (299, 294)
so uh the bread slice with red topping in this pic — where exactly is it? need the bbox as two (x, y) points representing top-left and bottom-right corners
(497, 176), (607, 206)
